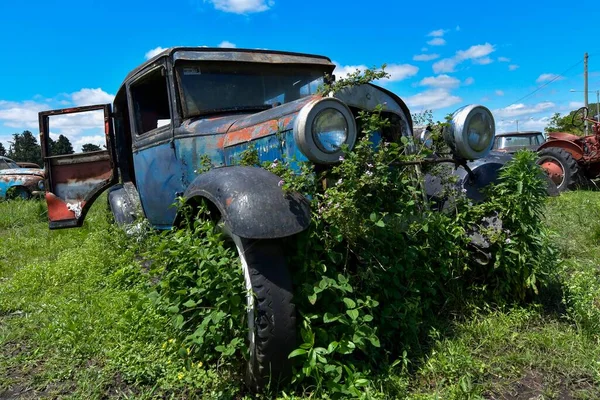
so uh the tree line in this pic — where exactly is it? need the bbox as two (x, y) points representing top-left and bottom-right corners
(0, 131), (102, 166)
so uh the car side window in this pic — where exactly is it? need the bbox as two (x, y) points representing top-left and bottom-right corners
(0, 159), (8, 170)
(130, 68), (171, 135)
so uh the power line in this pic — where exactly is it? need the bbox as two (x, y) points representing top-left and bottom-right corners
(504, 58), (584, 108)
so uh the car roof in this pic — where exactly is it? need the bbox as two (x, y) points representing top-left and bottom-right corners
(495, 131), (544, 137)
(121, 47), (336, 88)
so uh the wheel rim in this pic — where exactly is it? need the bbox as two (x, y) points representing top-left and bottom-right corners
(538, 156), (565, 187)
(232, 235), (256, 365)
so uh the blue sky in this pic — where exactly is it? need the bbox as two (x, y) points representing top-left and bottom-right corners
(0, 0), (598, 151)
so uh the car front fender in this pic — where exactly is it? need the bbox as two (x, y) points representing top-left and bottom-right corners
(181, 166), (311, 239)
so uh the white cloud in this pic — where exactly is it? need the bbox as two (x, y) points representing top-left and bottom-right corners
(432, 42), (495, 73)
(384, 64), (419, 81)
(498, 57), (511, 62)
(427, 38), (446, 46)
(333, 63), (368, 80)
(495, 90), (504, 96)
(421, 47), (428, 52)
(218, 40), (236, 48)
(404, 88), (462, 111)
(333, 62), (418, 82)
(569, 101), (584, 109)
(428, 29), (446, 37)
(418, 74), (460, 89)
(413, 53), (440, 62)
(473, 57), (493, 65)
(464, 77), (474, 86)
(205, 0), (273, 13)
(0, 100), (48, 130)
(493, 102), (555, 118)
(73, 135), (106, 149)
(145, 46), (167, 60)
(71, 88), (114, 106)
(509, 64), (519, 71)
(536, 73), (563, 83)
(496, 116), (552, 133)
(432, 58), (458, 73)
(456, 43), (495, 60)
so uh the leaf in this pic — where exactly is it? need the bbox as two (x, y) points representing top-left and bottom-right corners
(182, 299), (196, 308)
(346, 309), (359, 320)
(323, 313), (340, 323)
(174, 314), (184, 329)
(368, 335), (381, 347)
(343, 298), (356, 309)
(288, 348), (308, 358)
(375, 220), (385, 228)
(308, 293), (318, 305)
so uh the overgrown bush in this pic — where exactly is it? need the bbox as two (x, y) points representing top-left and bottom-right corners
(142, 68), (557, 396)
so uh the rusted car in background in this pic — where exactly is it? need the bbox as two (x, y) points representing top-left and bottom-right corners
(537, 107), (600, 192)
(493, 131), (545, 154)
(37, 47), (502, 390)
(0, 156), (45, 199)
(16, 161), (41, 169)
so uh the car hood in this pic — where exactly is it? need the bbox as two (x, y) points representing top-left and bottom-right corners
(496, 144), (539, 153)
(176, 97), (315, 137)
(0, 168), (45, 177)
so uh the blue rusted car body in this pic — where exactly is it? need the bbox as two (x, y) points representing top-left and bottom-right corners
(37, 47), (500, 390)
(0, 156), (45, 199)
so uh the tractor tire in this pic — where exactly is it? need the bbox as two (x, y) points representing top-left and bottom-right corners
(231, 235), (296, 392)
(537, 148), (581, 192)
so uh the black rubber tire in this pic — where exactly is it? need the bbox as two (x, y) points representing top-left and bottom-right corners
(537, 147), (581, 192)
(233, 236), (296, 392)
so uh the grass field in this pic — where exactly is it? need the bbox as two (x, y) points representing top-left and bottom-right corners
(0, 192), (599, 399)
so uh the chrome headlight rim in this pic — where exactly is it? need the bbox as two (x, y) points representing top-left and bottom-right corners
(444, 104), (495, 160)
(294, 98), (357, 164)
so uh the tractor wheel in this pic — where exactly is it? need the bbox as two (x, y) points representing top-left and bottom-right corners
(537, 148), (581, 192)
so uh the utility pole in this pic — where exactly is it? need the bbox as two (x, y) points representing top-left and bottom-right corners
(585, 52), (589, 134)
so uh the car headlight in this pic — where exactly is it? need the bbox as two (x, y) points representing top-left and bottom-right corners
(294, 98), (357, 163)
(443, 105), (495, 160)
(38, 180), (45, 191)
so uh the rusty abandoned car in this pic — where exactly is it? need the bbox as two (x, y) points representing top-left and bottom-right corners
(37, 47), (503, 389)
(0, 156), (45, 200)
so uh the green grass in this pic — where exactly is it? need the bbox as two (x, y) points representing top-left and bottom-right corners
(1, 192), (600, 399)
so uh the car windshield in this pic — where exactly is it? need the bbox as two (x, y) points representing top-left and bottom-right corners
(177, 62), (327, 118)
(495, 135), (541, 148)
(0, 159), (19, 169)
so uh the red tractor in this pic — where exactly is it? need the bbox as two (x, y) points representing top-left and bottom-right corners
(537, 107), (600, 191)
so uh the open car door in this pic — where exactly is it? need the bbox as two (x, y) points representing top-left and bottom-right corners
(38, 104), (118, 229)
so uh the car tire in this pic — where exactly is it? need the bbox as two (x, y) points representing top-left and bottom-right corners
(231, 235), (296, 392)
(537, 148), (581, 192)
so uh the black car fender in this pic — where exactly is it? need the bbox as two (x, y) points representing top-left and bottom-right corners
(180, 166), (311, 239)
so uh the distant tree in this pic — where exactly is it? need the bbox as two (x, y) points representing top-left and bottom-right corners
(81, 143), (102, 152)
(52, 135), (74, 156)
(7, 131), (42, 166)
(546, 102), (600, 136)
(0, 142), (6, 157)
